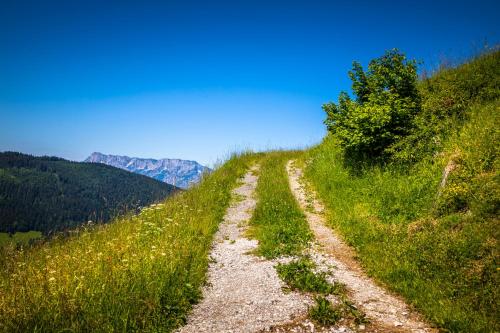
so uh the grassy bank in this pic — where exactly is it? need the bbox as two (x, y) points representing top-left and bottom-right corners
(0, 153), (254, 332)
(248, 152), (312, 258)
(302, 52), (499, 332)
(0, 231), (42, 247)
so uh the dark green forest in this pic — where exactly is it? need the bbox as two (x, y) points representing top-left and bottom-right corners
(0, 152), (179, 234)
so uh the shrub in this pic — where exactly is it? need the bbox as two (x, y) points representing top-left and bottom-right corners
(323, 49), (420, 160)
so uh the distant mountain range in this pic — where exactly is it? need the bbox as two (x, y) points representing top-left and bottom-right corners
(85, 152), (211, 189)
(0, 152), (178, 234)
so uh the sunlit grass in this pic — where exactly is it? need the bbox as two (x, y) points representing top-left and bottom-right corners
(302, 101), (499, 332)
(0, 153), (254, 332)
(276, 257), (344, 295)
(247, 151), (312, 258)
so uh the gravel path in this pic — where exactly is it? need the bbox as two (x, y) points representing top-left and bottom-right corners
(178, 165), (313, 333)
(286, 161), (437, 333)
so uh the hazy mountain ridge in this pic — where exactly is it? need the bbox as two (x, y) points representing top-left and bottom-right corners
(85, 152), (211, 189)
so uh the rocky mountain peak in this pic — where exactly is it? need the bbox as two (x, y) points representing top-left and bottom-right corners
(84, 153), (210, 189)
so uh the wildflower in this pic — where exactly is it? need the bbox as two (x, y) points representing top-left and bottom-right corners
(48, 277), (56, 282)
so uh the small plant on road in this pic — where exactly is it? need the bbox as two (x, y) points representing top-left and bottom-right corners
(276, 257), (344, 295)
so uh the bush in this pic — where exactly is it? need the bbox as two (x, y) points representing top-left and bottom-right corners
(323, 49), (420, 160)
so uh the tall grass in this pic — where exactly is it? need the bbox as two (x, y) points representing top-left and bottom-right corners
(0, 153), (254, 332)
(248, 152), (312, 258)
(302, 100), (499, 331)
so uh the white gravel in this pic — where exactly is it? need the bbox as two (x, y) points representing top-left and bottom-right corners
(178, 165), (315, 333)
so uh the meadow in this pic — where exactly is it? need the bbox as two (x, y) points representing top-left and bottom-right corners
(0, 153), (254, 332)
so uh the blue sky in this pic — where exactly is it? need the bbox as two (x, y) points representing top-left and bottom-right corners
(1, 1), (499, 166)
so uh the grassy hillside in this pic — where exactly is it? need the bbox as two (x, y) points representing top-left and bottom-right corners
(0, 153), (254, 332)
(0, 152), (178, 234)
(302, 51), (499, 332)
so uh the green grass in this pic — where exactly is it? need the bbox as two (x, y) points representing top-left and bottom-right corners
(302, 102), (499, 332)
(0, 153), (255, 332)
(276, 257), (344, 295)
(247, 152), (312, 258)
(308, 296), (367, 327)
(0, 231), (42, 247)
(302, 52), (499, 332)
(309, 296), (342, 326)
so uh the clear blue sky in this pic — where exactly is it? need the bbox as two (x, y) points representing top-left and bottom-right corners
(1, 0), (498, 166)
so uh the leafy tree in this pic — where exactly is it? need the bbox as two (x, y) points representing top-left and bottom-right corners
(323, 49), (420, 160)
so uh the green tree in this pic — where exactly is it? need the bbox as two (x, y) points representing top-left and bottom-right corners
(323, 49), (420, 160)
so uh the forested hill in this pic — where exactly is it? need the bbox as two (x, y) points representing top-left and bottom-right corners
(0, 152), (179, 234)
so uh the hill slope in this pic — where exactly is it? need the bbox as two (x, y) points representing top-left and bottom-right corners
(85, 152), (210, 189)
(302, 50), (499, 332)
(0, 152), (179, 234)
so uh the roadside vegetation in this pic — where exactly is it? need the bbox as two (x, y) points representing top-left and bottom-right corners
(247, 152), (312, 258)
(276, 257), (343, 295)
(309, 296), (367, 327)
(276, 257), (367, 327)
(0, 153), (254, 332)
(304, 49), (499, 332)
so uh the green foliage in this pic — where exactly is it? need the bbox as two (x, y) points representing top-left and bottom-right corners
(324, 49), (420, 159)
(0, 152), (179, 235)
(276, 257), (344, 295)
(0, 153), (254, 332)
(308, 296), (367, 327)
(248, 152), (312, 258)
